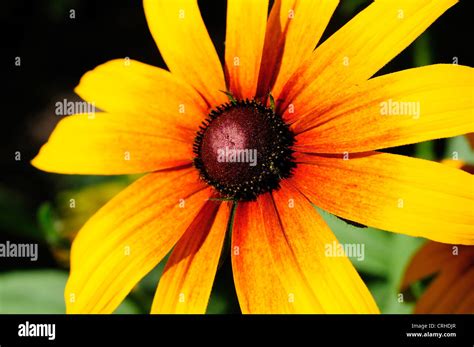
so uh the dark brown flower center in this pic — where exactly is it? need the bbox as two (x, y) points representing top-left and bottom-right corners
(193, 99), (296, 201)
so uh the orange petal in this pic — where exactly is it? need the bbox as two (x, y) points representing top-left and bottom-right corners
(75, 59), (208, 129)
(32, 113), (194, 175)
(65, 167), (212, 313)
(278, 0), (457, 122)
(292, 152), (474, 245)
(467, 133), (474, 150)
(294, 65), (474, 151)
(144, 0), (227, 106)
(271, 182), (379, 313)
(415, 255), (473, 313)
(257, 0), (338, 99)
(232, 186), (378, 313)
(232, 200), (296, 313)
(454, 289), (474, 314)
(401, 241), (455, 291)
(225, 0), (269, 99)
(151, 200), (232, 314)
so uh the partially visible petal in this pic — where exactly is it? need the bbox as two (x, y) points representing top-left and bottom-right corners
(294, 65), (474, 152)
(32, 113), (193, 175)
(271, 182), (379, 313)
(232, 187), (378, 313)
(232, 200), (296, 314)
(65, 168), (212, 313)
(278, 0), (457, 122)
(144, 0), (227, 106)
(401, 242), (455, 291)
(225, 0), (269, 99)
(151, 200), (232, 314)
(292, 152), (474, 245)
(75, 59), (208, 128)
(415, 256), (474, 313)
(467, 133), (474, 150)
(454, 290), (474, 314)
(257, 0), (339, 99)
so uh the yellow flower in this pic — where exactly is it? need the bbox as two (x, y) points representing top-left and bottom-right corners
(32, 0), (473, 314)
(401, 159), (474, 313)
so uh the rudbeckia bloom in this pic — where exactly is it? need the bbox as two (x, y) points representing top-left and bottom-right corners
(400, 159), (474, 314)
(402, 241), (474, 313)
(32, 0), (474, 314)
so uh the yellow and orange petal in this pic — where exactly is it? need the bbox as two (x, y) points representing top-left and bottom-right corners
(232, 182), (379, 313)
(32, 113), (194, 175)
(402, 242), (474, 313)
(293, 64), (474, 152)
(278, 0), (457, 122)
(65, 168), (212, 313)
(143, 0), (227, 107)
(151, 200), (232, 314)
(291, 152), (474, 245)
(258, 0), (338, 99)
(32, 59), (213, 175)
(75, 59), (209, 129)
(225, 0), (268, 99)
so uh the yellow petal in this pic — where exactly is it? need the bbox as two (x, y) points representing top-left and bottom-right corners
(75, 59), (208, 129)
(294, 65), (474, 152)
(65, 168), (212, 313)
(278, 0), (457, 122)
(144, 0), (226, 106)
(225, 0), (269, 99)
(232, 187), (378, 313)
(232, 199), (296, 314)
(32, 113), (194, 175)
(271, 182), (379, 313)
(292, 152), (474, 245)
(151, 201), (232, 314)
(257, 0), (339, 99)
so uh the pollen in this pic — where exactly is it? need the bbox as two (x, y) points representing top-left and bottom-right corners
(193, 99), (296, 201)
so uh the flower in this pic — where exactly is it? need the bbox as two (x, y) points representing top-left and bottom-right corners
(32, 0), (473, 314)
(402, 241), (474, 313)
(401, 159), (474, 313)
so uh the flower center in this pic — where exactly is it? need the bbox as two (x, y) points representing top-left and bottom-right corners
(193, 99), (296, 201)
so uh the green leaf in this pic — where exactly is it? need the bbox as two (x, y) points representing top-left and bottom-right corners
(316, 207), (391, 277)
(413, 32), (432, 67)
(339, 0), (370, 17)
(316, 207), (424, 313)
(37, 202), (63, 246)
(0, 186), (40, 240)
(0, 270), (141, 314)
(444, 135), (474, 164)
(0, 270), (68, 313)
(414, 141), (436, 161)
(114, 299), (142, 314)
(382, 234), (423, 313)
(206, 291), (228, 314)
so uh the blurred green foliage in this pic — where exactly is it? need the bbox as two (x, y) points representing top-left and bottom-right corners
(318, 208), (423, 314)
(0, 270), (141, 314)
